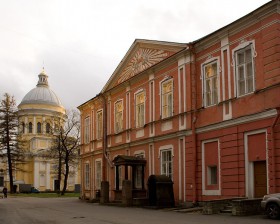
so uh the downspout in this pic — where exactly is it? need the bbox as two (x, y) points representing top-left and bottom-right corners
(271, 107), (280, 193)
(99, 93), (113, 182)
(190, 43), (198, 204)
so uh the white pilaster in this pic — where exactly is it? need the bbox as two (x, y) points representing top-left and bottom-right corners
(33, 116), (36, 134)
(34, 161), (39, 188)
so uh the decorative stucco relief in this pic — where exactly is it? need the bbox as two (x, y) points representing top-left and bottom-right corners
(117, 48), (169, 84)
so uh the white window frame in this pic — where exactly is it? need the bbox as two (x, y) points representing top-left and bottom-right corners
(135, 90), (145, 128)
(202, 139), (221, 196)
(114, 100), (123, 133)
(160, 78), (173, 119)
(96, 110), (103, 140)
(159, 145), (174, 180)
(201, 57), (220, 107)
(232, 40), (256, 97)
(84, 163), (90, 190)
(84, 117), (90, 144)
(95, 159), (102, 190)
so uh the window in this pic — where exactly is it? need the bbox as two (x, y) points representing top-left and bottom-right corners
(115, 165), (123, 189)
(135, 92), (145, 128)
(134, 152), (144, 189)
(161, 79), (173, 119)
(96, 110), (103, 139)
(37, 122), (42, 133)
(84, 163), (90, 190)
(161, 149), (173, 179)
(235, 44), (254, 96)
(115, 100), (123, 133)
(202, 139), (220, 195)
(84, 117), (90, 144)
(203, 61), (218, 107)
(46, 123), (51, 134)
(134, 166), (143, 189)
(95, 160), (102, 190)
(207, 166), (217, 185)
(28, 122), (33, 133)
(21, 122), (25, 134)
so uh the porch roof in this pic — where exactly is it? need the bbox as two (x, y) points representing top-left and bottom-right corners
(113, 155), (146, 166)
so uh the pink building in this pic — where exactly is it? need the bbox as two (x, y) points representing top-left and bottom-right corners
(78, 0), (280, 205)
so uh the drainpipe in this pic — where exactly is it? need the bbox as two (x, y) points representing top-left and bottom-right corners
(271, 107), (280, 193)
(190, 44), (198, 204)
(99, 93), (113, 182)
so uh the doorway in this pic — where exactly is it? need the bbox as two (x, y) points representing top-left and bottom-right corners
(54, 180), (60, 192)
(254, 161), (267, 198)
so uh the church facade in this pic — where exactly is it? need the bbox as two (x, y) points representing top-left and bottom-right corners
(15, 70), (80, 192)
(78, 0), (280, 204)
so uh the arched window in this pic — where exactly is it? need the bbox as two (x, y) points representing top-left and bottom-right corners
(46, 123), (51, 134)
(21, 122), (25, 134)
(37, 122), (42, 133)
(28, 122), (33, 133)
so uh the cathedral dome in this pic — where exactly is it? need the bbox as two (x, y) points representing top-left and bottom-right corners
(19, 70), (63, 107)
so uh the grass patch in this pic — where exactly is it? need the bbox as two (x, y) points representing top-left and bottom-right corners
(10, 192), (80, 198)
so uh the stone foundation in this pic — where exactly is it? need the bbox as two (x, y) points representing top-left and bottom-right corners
(232, 198), (263, 216)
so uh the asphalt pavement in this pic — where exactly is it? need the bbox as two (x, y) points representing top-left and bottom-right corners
(0, 197), (275, 224)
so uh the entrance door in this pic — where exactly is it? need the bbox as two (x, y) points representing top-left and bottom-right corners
(54, 180), (60, 192)
(254, 161), (267, 198)
(0, 176), (4, 186)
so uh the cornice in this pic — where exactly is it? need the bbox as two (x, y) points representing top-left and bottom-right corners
(194, 1), (279, 53)
(18, 109), (66, 118)
(107, 129), (192, 151)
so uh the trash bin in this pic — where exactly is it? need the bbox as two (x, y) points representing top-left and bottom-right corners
(95, 190), (100, 199)
(147, 175), (174, 207)
(74, 184), (80, 193)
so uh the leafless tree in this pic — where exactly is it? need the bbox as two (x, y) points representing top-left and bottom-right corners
(46, 109), (80, 195)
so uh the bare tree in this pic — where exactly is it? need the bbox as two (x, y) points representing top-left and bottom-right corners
(0, 93), (26, 193)
(46, 110), (80, 195)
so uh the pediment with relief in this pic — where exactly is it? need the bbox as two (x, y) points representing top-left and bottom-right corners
(117, 47), (171, 84)
(102, 40), (186, 92)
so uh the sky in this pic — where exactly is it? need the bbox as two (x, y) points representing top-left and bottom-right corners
(0, 0), (271, 109)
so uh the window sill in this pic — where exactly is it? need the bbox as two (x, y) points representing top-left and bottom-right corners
(161, 115), (174, 121)
(135, 126), (144, 131)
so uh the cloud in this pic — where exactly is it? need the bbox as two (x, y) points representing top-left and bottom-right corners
(0, 0), (270, 109)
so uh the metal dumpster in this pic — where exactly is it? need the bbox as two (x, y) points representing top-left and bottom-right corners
(147, 175), (174, 207)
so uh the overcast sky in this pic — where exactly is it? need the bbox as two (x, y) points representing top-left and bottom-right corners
(0, 0), (270, 109)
